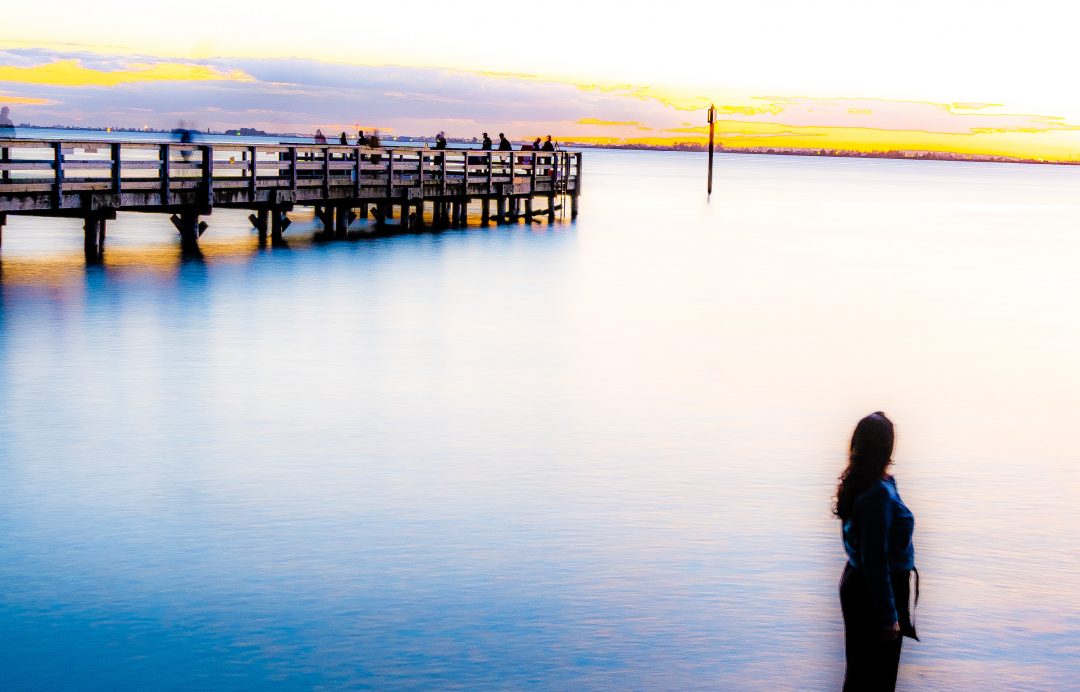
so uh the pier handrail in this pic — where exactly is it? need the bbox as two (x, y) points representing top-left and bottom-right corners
(0, 137), (583, 262)
(0, 139), (581, 206)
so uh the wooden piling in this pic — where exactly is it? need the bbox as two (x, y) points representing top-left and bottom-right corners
(83, 215), (106, 263)
(335, 204), (349, 238)
(707, 103), (716, 196)
(270, 208), (291, 246)
(249, 208), (269, 244)
(171, 210), (202, 252)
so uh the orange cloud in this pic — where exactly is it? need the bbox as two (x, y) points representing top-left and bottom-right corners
(0, 59), (252, 87)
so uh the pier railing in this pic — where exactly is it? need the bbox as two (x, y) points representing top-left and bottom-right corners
(0, 140), (581, 211)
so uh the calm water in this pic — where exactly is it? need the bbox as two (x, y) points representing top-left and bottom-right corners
(1, 150), (1078, 690)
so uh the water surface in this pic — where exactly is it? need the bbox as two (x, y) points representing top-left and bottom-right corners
(2, 150), (1078, 689)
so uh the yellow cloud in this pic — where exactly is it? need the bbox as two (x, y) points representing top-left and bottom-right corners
(950, 102), (1001, 111)
(0, 59), (252, 87)
(0, 93), (51, 105)
(577, 117), (1080, 162)
(577, 117), (642, 126)
(717, 103), (782, 116)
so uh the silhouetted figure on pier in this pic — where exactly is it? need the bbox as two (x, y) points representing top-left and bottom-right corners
(541, 135), (555, 151)
(368, 131), (381, 164)
(0, 106), (14, 136)
(835, 412), (918, 692)
(339, 131), (349, 145)
(481, 132), (492, 150)
(357, 130), (369, 146)
(531, 137), (541, 151)
(435, 132), (448, 150)
(314, 129), (328, 145)
(173, 121), (196, 162)
(498, 133), (512, 151)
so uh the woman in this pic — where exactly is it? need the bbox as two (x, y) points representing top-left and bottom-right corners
(835, 412), (917, 691)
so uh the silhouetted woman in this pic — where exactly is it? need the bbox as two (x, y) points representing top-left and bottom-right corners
(835, 412), (917, 691)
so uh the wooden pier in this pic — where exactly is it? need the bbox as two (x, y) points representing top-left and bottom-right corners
(0, 139), (582, 261)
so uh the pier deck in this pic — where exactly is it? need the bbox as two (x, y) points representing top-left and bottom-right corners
(0, 139), (582, 260)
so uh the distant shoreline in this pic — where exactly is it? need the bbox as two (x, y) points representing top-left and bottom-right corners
(6, 124), (1076, 167)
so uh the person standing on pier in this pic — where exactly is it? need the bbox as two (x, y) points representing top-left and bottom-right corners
(314, 129), (328, 145)
(481, 132), (492, 150)
(339, 131), (349, 145)
(357, 130), (369, 146)
(0, 106), (14, 136)
(435, 132), (448, 150)
(835, 411), (918, 692)
(542, 135), (555, 151)
(498, 133), (512, 151)
(530, 137), (541, 151)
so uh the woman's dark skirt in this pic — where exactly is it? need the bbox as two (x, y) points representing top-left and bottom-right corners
(840, 563), (915, 692)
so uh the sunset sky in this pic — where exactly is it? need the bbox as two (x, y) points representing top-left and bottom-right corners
(2, 0), (1077, 160)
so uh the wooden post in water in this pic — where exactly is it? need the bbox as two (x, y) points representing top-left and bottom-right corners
(707, 103), (716, 197)
(84, 216), (103, 263)
(335, 203), (349, 238)
(271, 207), (291, 246)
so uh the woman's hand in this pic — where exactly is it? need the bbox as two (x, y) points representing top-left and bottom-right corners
(882, 621), (901, 642)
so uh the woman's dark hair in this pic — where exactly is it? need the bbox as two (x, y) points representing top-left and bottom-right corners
(834, 412), (894, 520)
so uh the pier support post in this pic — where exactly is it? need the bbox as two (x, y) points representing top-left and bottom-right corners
(525, 197), (534, 223)
(83, 214), (107, 263)
(249, 208), (270, 245)
(497, 197), (507, 225)
(481, 198), (490, 226)
(548, 194), (556, 222)
(271, 207), (291, 246)
(409, 200), (423, 232)
(372, 202), (390, 229)
(335, 204), (350, 238)
(571, 193), (579, 219)
(170, 210), (205, 253)
(314, 205), (335, 234)
(510, 197), (520, 223)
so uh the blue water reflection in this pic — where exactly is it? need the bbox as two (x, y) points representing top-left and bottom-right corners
(1, 151), (1079, 689)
